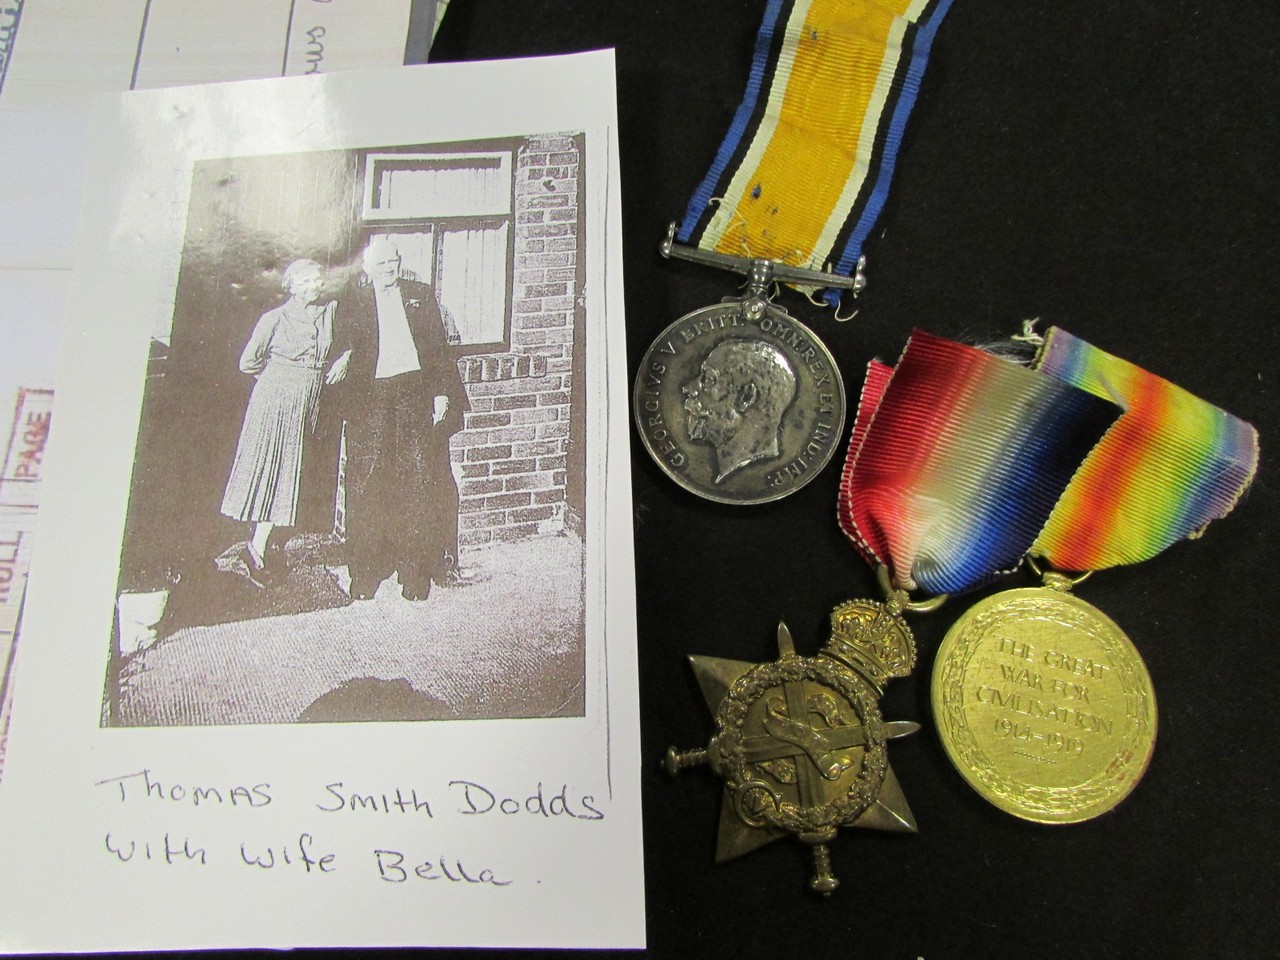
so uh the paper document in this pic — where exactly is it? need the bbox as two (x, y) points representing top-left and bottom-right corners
(0, 50), (643, 950)
(0, 0), (419, 780)
(0, 388), (50, 781)
(0, 0), (418, 399)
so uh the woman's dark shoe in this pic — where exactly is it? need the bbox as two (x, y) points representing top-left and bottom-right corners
(239, 544), (273, 589)
(245, 566), (272, 589)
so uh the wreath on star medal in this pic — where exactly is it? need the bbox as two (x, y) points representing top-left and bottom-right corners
(715, 656), (888, 834)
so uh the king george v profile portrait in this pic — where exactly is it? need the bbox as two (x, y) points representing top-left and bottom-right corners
(682, 337), (798, 483)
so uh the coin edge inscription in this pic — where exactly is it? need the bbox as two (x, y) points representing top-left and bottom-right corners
(632, 303), (846, 505)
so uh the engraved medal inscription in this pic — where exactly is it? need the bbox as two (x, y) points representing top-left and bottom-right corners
(931, 586), (1157, 823)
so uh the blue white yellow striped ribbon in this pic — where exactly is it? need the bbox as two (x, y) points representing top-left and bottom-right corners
(677, 0), (955, 305)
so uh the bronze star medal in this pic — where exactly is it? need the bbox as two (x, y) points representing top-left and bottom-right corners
(666, 587), (933, 894)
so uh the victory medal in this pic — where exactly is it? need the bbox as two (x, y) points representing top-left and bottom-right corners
(929, 326), (1258, 823)
(932, 569), (1157, 823)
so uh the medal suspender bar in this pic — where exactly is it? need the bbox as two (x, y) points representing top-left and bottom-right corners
(635, 0), (958, 504)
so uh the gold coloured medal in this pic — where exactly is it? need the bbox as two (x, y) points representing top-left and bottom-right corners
(931, 571), (1157, 823)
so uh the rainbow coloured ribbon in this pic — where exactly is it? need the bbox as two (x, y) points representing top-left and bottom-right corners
(838, 330), (1122, 595)
(839, 329), (1259, 596)
(1031, 327), (1260, 571)
(677, 0), (955, 305)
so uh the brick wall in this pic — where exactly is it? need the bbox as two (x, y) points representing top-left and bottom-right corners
(452, 133), (581, 547)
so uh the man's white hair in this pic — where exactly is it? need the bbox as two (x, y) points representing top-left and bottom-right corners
(362, 235), (401, 265)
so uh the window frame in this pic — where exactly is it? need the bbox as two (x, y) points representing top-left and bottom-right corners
(357, 141), (519, 356)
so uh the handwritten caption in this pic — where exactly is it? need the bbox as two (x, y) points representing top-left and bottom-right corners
(95, 769), (607, 888)
(0, 4), (23, 89)
(297, 0), (333, 75)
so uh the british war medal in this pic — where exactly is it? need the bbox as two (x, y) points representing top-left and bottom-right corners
(635, 0), (957, 502)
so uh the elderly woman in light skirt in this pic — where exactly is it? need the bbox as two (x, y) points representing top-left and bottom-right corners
(220, 258), (350, 585)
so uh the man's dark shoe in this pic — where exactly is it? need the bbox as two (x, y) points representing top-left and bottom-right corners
(401, 580), (431, 602)
(349, 578), (378, 601)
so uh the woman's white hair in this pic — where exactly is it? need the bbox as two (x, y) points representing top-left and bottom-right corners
(281, 258), (325, 292)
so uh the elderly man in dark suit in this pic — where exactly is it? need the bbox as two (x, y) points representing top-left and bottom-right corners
(338, 235), (468, 601)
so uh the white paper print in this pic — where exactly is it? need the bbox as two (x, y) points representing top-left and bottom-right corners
(0, 51), (642, 951)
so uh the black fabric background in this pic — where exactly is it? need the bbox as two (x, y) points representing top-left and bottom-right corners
(105, 2), (1280, 958)
(434, 3), (1278, 957)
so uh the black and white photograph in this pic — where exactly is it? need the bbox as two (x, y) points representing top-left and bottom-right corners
(106, 134), (591, 727)
(0, 49), (640, 954)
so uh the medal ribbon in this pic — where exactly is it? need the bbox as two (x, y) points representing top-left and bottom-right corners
(837, 330), (1122, 595)
(676, 0), (955, 305)
(1031, 327), (1260, 570)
